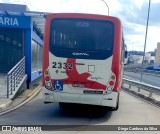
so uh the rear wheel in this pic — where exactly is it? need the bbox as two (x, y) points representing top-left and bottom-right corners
(59, 102), (66, 109)
(59, 102), (73, 109)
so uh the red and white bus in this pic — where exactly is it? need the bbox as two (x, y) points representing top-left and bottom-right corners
(42, 13), (126, 110)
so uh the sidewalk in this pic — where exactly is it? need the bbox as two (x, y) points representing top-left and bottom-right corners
(0, 78), (42, 114)
(0, 73), (7, 98)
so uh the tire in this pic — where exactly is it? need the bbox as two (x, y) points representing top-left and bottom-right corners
(59, 102), (66, 109)
(59, 102), (72, 109)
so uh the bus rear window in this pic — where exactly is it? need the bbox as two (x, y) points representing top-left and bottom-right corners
(50, 18), (114, 51)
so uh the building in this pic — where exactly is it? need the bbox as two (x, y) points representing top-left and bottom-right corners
(0, 3), (45, 88)
(155, 43), (160, 62)
(154, 43), (160, 70)
(130, 55), (143, 64)
(145, 52), (155, 63)
(128, 52), (155, 65)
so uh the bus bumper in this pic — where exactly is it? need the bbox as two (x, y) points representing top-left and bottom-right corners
(43, 87), (119, 108)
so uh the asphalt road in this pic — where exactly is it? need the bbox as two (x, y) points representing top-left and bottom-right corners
(0, 90), (159, 129)
(124, 71), (160, 87)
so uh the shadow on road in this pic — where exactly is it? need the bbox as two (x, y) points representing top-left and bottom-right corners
(60, 103), (112, 117)
(45, 103), (113, 125)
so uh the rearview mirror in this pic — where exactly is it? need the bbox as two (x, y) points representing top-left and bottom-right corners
(125, 51), (128, 58)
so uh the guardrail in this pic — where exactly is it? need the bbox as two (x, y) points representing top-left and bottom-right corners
(125, 68), (160, 77)
(122, 78), (160, 106)
(124, 63), (150, 69)
(7, 57), (27, 99)
(140, 69), (160, 76)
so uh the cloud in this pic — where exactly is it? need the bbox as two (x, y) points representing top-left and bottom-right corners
(115, 0), (160, 51)
(0, 0), (160, 51)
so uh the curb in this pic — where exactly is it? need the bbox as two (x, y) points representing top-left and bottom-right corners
(27, 88), (39, 98)
(0, 84), (42, 116)
(0, 100), (12, 111)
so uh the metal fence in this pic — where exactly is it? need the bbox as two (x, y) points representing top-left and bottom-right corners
(126, 68), (160, 76)
(7, 57), (27, 99)
(122, 78), (160, 106)
(0, 74), (7, 98)
(140, 69), (160, 76)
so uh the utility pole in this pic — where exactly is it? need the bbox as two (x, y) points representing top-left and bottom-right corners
(140, 0), (151, 82)
(101, 0), (109, 16)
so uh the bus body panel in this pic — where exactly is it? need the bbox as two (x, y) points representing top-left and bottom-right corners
(42, 13), (122, 108)
(48, 52), (113, 94)
(43, 87), (118, 107)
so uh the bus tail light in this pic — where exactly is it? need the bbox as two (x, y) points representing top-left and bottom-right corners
(107, 86), (112, 93)
(45, 70), (49, 75)
(45, 76), (50, 81)
(105, 73), (116, 94)
(44, 69), (53, 90)
(109, 81), (114, 86)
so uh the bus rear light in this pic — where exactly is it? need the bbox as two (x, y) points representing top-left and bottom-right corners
(45, 82), (53, 90)
(111, 75), (116, 80)
(45, 76), (50, 81)
(44, 68), (53, 90)
(109, 81), (114, 86)
(107, 86), (112, 92)
(105, 73), (116, 94)
(45, 70), (49, 75)
(105, 86), (113, 94)
(47, 82), (51, 87)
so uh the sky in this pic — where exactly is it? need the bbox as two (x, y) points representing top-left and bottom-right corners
(1, 0), (160, 52)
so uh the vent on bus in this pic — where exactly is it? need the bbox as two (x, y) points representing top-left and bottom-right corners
(105, 73), (116, 94)
(44, 68), (53, 90)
